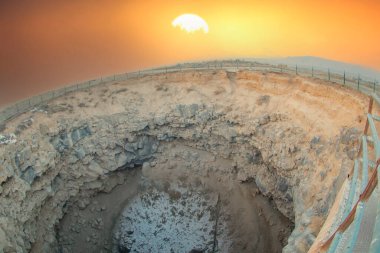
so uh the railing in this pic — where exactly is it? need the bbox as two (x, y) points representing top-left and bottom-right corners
(309, 94), (380, 253)
(0, 59), (379, 125)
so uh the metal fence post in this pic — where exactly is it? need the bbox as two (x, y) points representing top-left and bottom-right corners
(374, 79), (376, 92)
(344, 71), (346, 85)
(328, 69), (330, 81)
(357, 74), (360, 90)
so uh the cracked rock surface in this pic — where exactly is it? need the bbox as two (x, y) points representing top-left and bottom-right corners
(0, 69), (368, 253)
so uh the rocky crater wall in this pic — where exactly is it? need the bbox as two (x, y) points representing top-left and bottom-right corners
(0, 70), (368, 253)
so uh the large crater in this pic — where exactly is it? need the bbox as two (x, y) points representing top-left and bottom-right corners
(0, 69), (367, 253)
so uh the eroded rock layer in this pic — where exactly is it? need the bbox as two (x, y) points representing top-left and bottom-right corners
(0, 69), (367, 253)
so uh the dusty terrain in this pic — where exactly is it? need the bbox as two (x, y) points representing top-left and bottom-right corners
(0, 69), (369, 253)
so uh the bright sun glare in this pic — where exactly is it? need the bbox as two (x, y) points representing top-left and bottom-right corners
(172, 14), (209, 33)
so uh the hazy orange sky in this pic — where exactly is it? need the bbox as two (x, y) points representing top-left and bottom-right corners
(1, 0), (380, 106)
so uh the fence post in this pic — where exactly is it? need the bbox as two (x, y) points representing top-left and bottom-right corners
(237, 60), (239, 70)
(374, 79), (376, 92)
(344, 71), (346, 85)
(312, 66), (314, 77)
(357, 74), (360, 90)
(328, 69), (330, 81)
(296, 65), (298, 75)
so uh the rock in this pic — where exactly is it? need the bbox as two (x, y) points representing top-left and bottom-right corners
(20, 166), (36, 184)
(258, 114), (271, 126)
(71, 126), (91, 144)
(256, 95), (270, 105)
(340, 127), (359, 145)
(122, 136), (158, 166)
(310, 136), (320, 146)
(3, 246), (16, 253)
(51, 131), (70, 153)
(50, 125), (91, 153)
(77, 198), (90, 210)
(246, 149), (262, 164)
(115, 152), (129, 168)
(117, 244), (130, 253)
(0, 134), (16, 145)
(189, 249), (204, 253)
(154, 115), (167, 126)
(277, 177), (289, 193)
(15, 118), (34, 135)
(75, 147), (86, 160)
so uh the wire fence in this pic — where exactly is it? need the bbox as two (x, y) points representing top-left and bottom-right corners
(0, 59), (378, 125)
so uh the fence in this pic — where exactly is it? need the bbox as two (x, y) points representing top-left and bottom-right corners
(0, 59), (378, 125)
(308, 94), (380, 253)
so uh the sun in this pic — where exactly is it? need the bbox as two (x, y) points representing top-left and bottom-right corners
(172, 14), (209, 33)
